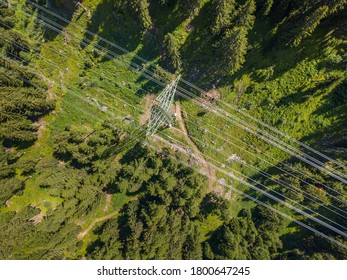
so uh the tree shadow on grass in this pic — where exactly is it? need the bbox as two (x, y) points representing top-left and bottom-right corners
(79, 0), (142, 62)
(128, 31), (161, 73)
(180, 1), (221, 88)
(279, 220), (347, 259)
(150, 0), (191, 38)
(29, 0), (79, 42)
(132, 71), (164, 98)
(300, 77), (347, 156)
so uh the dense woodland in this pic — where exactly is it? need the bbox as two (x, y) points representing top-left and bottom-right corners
(0, 0), (346, 260)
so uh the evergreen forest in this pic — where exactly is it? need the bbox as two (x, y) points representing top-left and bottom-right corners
(0, 0), (346, 260)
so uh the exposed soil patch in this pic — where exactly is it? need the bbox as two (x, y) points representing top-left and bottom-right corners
(139, 94), (156, 125)
(29, 212), (45, 226)
(34, 118), (46, 140)
(204, 88), (221, 102)
(102, 194), (112, 212)
(173, 102), (216, 192)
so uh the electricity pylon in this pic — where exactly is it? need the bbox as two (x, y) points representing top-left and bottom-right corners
(146, 75), (180, 136)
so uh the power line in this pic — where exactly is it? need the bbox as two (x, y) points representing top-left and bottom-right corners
(23, 0), (347, 173)
(3, 29), (347, 222)
(3, 29), (347, 218)
(7, 60), (347, 248)
(4, 54), (346, 250)
(2, 13), (347, 249)
(2, 9), (346, 200)
(7, 44), (347, 232)
(13, 0), (347, 182)
(157, 134), (347, 239)
(169, 126), (347, 220)
(150, 144), (347, 251)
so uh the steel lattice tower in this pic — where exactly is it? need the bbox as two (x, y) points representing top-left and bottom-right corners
(146, 75), (181, 136)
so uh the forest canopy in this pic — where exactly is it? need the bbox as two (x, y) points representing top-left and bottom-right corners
(0, 0), (346, 260)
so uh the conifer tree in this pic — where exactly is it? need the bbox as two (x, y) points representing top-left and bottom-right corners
(202, 242), (215, 259)
(88, 219), (123, 259)
(182, 0), (204, 15)
(259, 0), (274, 16)
(163, 33), (182, 72)
(221, 27), (248, 75)
(292, 6), (329, 46)
(234, 0), (256, 31)
(211, 0), (236, 36)
(128, 0), (152, 31)
(327, 0), (347, 14)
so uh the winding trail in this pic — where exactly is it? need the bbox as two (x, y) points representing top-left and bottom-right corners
(78, 98), (217, 241)
(77, 210), (119, 240)
(174, 102), (216, 192)
(77, 196), (138, 240)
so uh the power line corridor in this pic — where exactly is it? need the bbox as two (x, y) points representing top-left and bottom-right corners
(0, 0), (346, 252)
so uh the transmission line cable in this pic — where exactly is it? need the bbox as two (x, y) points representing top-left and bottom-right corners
(4, 57), (347, 251)
(11, 1), (347, 182)
(3, 27), (347, 212)
(3, 29), (347, 217)
(23, 0), (347, 173)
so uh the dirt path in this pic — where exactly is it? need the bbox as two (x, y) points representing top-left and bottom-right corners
(77, 197), (138, 240)
(77, 211), (119, 240)
(174, 102), (216, 192)
(102, 194), (112, 212)
(140, 94), (155, 125)
(140, 96), (216, 192)
(35, 118), (46, 140)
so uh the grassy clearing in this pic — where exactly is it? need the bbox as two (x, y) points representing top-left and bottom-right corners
(7, 175), (63, 214)
(197, 214), (223, 242)
(75, 192), (130, 256)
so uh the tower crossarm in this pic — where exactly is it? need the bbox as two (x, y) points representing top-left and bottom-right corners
(146, 75), (180, 136)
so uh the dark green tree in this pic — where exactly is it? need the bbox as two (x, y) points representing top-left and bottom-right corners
(163, 33), (182, 72)
(234, 0), (256, 30)
(291, 6), (329, 46)
(87, 219), (123, 259)
(220, 27), (248, 75)
(258, 0), (274, 16)
(211, 0), (236, 36)
(127, 0), (152, 31)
